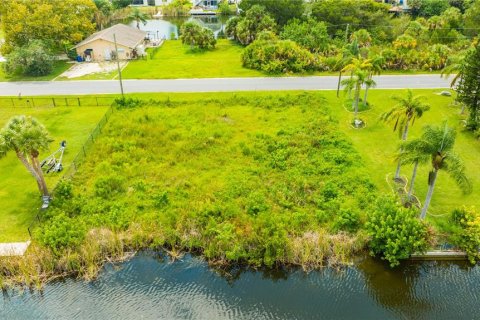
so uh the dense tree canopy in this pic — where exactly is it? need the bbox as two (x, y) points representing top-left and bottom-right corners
(280, 18), (329, 53)
(311, 0), (393, 41)
(239, 0), (305, 27)
(456, 44), (480, 130)
(0, 0), (96, 54)
(4, 40), (54, 76)
(227, 5), (276, 46)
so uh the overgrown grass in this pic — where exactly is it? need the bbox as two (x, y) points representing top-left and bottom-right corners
(0, 61), (71, 82)
(0, 106), (108, 242)
(28, 93), (377, 274)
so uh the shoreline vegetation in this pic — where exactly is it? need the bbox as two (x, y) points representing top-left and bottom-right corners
(1, 90), (479, 289)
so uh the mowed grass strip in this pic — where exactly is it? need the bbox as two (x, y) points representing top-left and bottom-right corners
(122, 39), (265, 79)
(0, 106), (108, 242)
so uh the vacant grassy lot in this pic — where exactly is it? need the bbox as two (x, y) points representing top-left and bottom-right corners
(0, 61), (71, 82)
(1, 90), (478, 246)
(123, 90), (480, 222)
(122, 39), (265, 79)
(0, 106), (108, 242)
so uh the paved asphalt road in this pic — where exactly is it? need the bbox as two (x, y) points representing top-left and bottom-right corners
(0, 75), (451, 96)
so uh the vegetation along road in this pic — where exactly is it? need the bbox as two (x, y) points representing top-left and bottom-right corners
(0, 75), (452, 96)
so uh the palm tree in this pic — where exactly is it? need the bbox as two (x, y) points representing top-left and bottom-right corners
(341, 68), (372, 125)
(441, 52), (468, 114)
(129, 8), (148, 29)
(380, 90), (430, 180)
(335, 43), (360, 98)
(402, 123), (471, 219)
(397, 139), (430, 200)
(363, 54), (384, 105)
(0, 116), (52, 197)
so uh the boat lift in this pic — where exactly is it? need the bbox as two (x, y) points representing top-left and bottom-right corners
(40, 141), (66, 173)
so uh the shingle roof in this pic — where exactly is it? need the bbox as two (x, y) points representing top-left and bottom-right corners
(74, 24), (147, 49)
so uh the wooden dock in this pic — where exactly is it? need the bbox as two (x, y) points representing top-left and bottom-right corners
(410, 250), (468, 260)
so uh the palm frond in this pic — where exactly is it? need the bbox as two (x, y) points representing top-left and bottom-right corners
(444, 151), (472, 194)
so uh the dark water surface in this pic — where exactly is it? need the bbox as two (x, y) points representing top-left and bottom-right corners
(1, 253), (479, 319)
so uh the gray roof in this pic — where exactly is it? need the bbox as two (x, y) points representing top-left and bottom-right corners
(74, 24), (146, 49)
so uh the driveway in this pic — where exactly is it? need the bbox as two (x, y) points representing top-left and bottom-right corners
(0, 75), (451, 96)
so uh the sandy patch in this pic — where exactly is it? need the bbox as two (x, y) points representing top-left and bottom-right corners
(60, 61), (127, 79)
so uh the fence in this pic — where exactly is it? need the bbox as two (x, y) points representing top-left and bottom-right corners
(27, 105), (115, 238)
(0, 96), (116, 108)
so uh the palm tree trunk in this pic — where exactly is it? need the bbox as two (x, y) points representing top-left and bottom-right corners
(408, 160), (419, 199)
(395, 122), (410, 180)
(363, 85), (369, 106)
(420, 169), (438, 220)
(16, 152), (49, 197)
(354, 83), (360, 120)
(336, 71), (342, 98)
(31, 156), (49, 197)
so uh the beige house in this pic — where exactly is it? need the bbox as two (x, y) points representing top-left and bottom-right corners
(74, 24), (147, 62)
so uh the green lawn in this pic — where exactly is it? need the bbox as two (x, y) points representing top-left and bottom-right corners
(122, 39), (265, 79)
(0, 61), (72, 82)
(120, 40), (440, 80)
(0, 106), (108, 242)
(328, 90), (480, 229)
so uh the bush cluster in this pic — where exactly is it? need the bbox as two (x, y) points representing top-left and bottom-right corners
(450, 207), (480, 264)
(242, 33), (317, 74)
(366, 196), (430, 267)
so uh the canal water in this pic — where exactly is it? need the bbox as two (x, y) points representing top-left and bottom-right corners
(129, 16), (229, 40)
(1, 252), (479, 319)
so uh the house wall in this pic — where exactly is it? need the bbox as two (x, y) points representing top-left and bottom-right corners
(75, 40), (134, 62)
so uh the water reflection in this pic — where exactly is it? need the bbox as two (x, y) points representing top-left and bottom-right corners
(129, 16), (229, 40)
(1, 252), (479, 320)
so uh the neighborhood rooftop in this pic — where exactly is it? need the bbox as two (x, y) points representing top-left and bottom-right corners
(73, 24), (146, 49)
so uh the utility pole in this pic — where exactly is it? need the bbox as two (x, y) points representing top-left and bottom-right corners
(113, 33), (125, 98)
(344, 24), (350, 43)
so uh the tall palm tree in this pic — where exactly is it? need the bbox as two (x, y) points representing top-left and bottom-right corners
(0, 116), (52, 197)
(336, 43), (360, 98)
(363, 54), (384, 105)
(129, 8), (148, 29)
(380, 90), (430, 180)
(404, 123), (471, 219)
(441, 51), (469, 114)
(341, 68), (372, 125)
(397, 139), (430, 200)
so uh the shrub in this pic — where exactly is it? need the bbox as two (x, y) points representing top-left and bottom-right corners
(180, 21), (216, 50)
(450, 207), (480, 264)
(4, 40), (54, 76)
(366, 196), (430, 267)
(94, 175), (127, 199)
(229, 5), (276, 45)
(242, 36), (317, 74)
(114, 97), (144, 109)
(333, 208), (360, 233)
(38, 213), (86, 255)
(280, 18), (329, 53)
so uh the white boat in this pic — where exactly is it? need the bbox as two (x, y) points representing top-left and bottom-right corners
(189, 9), (217, 16)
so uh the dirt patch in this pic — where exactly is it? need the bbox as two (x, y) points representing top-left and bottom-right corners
(60, 61), (127, 79)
